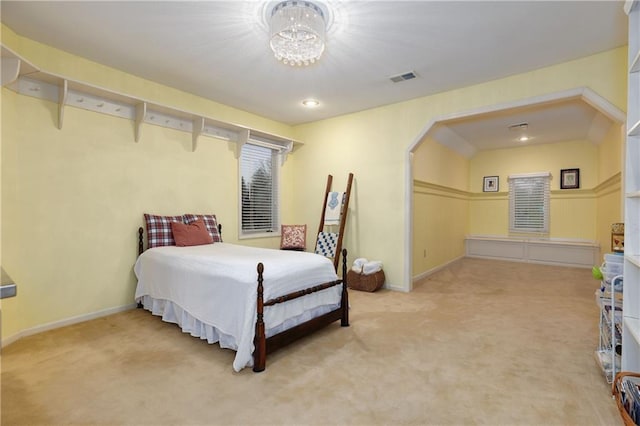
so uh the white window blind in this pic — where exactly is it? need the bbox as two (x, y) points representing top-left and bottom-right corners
(508, 172), (551, 234)
(240, 143), (279, 235)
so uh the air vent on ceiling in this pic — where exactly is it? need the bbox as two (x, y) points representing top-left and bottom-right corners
(390, 71), (417, 83)
(508, 122), (529, 131)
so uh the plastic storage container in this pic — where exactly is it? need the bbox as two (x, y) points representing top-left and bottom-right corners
(602, 253), (624, 284)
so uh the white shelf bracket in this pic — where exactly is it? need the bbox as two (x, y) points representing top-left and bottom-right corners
(235, 129), (250, 158)
(58, 79), (67, 130)
(280, 141), (294, 166)
(1, 58), (21, 87)
(135, 102), (146, 142)
(192, 116), (204, 152)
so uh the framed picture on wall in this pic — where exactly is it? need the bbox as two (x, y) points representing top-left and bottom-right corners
(483, 176), (499, 192)
(560, 168), (580, 189)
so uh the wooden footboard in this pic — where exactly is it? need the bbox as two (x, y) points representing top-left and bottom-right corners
(137, 226), (348, 373)
(253, 248), (349, 372)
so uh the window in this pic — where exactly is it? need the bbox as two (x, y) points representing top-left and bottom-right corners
(239, 142), (280, 237)
(508, 172), (551, 234)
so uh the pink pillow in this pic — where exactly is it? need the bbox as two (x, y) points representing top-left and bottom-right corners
(171, 219), (214, 247)
(280, 224), (307, 250)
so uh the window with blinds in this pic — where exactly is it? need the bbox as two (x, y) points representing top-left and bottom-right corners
(240, 143), (279, 235)
(508, 172), (551, 234)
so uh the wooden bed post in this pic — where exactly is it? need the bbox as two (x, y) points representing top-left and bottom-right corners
(136, 227), (145, 309)
(138, 227), (144, 256)
(341, 248), (349, 327)
(253, 262), (266, 372)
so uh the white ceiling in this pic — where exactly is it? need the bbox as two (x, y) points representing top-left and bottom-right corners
(430, 97), (618, 157)
(0, 0), (628, 151)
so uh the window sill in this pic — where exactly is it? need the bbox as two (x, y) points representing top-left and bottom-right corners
(238, 231), (281, 240)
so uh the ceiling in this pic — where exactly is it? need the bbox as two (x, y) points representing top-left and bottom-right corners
(0, 1), (628, 152)
(430, 96), (619, 157)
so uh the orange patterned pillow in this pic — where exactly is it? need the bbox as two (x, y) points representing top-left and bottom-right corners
(280, 224), (307, 250)
(171, 219), (214, 247)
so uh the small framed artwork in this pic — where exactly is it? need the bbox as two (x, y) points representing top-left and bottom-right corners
(612, 233), (624, 253)
(483, 176), (499, 192)
(560, 168), (580, 189)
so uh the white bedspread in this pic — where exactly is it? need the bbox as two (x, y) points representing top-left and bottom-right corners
(134, 243), (341, 371)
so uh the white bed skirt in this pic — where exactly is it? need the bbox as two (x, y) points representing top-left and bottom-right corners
(137, 295), (340, 359)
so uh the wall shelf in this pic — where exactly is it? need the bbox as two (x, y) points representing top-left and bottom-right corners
(1, 44), (301, 155)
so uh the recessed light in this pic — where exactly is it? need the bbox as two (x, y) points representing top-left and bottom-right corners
(519, 136), (530, 142)
(302, 99), (320, 108)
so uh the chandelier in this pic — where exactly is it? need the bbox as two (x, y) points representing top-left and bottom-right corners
(269, 1), (327, 66)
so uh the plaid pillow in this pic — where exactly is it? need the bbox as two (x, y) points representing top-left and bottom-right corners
(144, 214), (184, 249)
(183, 214), (222, 242)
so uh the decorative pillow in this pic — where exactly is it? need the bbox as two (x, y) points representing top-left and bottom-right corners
(144, 214), (184, 249)
(281, 224), (307, 250)
(183, 214), (222, 242)
(315, 231), (338, 258)
(170, 219), (214, 247)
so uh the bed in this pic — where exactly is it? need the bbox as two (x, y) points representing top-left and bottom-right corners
(134, 223), (349, 372)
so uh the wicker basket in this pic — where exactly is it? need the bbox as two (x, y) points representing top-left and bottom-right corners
(613, 371), (640, 426)
(347, 269), (385, 292)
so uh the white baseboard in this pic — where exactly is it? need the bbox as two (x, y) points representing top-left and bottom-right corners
(465, 235), (599, 268)
(413, 255), (465, 283)
(383, 282), (409, 293)
(1, 303), (137, 347)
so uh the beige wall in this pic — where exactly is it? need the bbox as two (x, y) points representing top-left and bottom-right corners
(0, 23), (628, 340)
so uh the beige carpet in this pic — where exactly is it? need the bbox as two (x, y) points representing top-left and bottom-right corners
(1, 258), (622, 425)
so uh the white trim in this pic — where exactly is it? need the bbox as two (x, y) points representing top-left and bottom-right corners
(464, 235), (599, 268)
(1, 303), (137, 348)
(1, 44), (302, 150)
(237, 143), (282, 239)
(413, 255), (464, 283)
(383, 281), (409, 293)
(508, 171), (551, 180)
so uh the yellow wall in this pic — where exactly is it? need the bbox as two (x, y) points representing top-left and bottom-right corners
(469, 140), (599, 192)
(419, 134), (623, 271)
(412, 135), (622, 279)
(469, 140), (599, 239)
(467, 135), (622, 251)
(413, 183), (468, 276)
(595, 123), (624, 258)
(412, 137), (469, 276)
(1, 23), (628, 339)
(1, 26), (297, 340)
(294, 46), (626, 291)
(413, 136), (469, 191)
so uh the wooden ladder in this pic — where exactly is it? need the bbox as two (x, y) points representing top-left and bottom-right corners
(315, 173), (354, 271)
